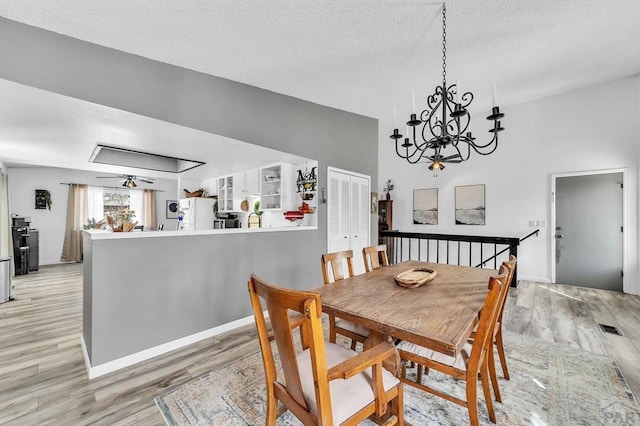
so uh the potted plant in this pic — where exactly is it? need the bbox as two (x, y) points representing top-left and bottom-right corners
(248, 201), (264, 228)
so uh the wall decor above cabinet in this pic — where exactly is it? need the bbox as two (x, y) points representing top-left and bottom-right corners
(296, 165), (317, 193)
(35, 189), (51, 210)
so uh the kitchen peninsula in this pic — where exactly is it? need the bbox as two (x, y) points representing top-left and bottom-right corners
(81, 223), (320, 378)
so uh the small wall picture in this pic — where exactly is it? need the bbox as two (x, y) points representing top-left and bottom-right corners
(371, 192), (378, 214)
(413, 188), (438, 224)
(455, 184), (485, 225)
(166, 200), (178, 219)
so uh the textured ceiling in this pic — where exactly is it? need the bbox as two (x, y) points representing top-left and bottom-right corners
(1, 1), (640, 176)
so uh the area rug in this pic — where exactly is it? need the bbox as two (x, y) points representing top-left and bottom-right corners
(155, 331), (640, 425)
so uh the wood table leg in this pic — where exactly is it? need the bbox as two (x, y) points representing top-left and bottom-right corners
(364, 330), (400, 377)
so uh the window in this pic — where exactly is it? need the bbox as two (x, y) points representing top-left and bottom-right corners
(87, 186), (143, 226)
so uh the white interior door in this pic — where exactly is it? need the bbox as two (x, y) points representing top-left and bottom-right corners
(350, 175), (370, 274)
(327, 167), (371, 275)
(554, 171), (623, 291)
(327, 170), (351, 253)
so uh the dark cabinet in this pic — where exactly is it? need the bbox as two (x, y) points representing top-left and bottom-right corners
(378, 199), (393, 244)
(11, 227), (39, 275)
(26, 230), (39, 271)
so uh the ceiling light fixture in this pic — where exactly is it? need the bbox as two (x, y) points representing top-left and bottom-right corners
(123, 177), (137, 188)
(390, 3), (505, 176)
(89, 144), (205, 173)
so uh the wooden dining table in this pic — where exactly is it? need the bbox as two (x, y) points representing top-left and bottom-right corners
(314, 260), (498, 358)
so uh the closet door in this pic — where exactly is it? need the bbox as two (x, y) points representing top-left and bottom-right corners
(328, 170), (352, 253)
(350, 175), (370, 275)
(327, 167), (371, 275)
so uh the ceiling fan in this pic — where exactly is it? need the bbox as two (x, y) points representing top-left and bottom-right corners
(96, 174), (154, 188)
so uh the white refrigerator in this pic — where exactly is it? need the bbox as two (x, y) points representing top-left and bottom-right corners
(179, 198), (216, 230)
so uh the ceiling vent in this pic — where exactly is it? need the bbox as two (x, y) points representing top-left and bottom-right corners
(89, 144), (204, 173)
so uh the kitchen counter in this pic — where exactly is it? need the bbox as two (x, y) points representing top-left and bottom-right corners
(81, 221), (323, 378)
(85, 224), (317, 240)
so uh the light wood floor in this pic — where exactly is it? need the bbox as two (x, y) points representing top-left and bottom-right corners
(1, 264), (639, 425)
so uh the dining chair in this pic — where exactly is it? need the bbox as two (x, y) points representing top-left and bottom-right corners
(321, 250), (369, 350)
(248, 273), (404, 426)
(484, 255), (517, 403)
(396, 270), (508, 426)
(362, 244), (390, 272)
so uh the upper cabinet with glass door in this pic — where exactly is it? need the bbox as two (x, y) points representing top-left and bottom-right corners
(217, 175), (234, 212)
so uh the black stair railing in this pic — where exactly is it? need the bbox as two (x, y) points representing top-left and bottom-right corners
(379, 229), (539, 287)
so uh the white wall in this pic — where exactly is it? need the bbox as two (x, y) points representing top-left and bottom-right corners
(7, 167), (180, 265)
(379, 76), (640, 294)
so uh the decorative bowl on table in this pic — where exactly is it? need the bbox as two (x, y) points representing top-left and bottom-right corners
(394, 267), (437, 288)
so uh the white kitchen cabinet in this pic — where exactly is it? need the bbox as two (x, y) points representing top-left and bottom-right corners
(204, 178), (218, 197)
(232, 169), (260, 211)
(327, 167), (370, 275)
(245, 169), (260, 195)
(260, 163), (292, 211)
(217, 175), (234, 212)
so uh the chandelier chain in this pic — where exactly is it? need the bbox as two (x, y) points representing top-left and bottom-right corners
(441, 3), (447, 83)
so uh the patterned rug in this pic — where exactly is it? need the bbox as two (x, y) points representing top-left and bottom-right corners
(155, 331), (640, 425)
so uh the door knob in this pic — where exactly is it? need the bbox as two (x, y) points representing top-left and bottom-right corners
(555, 234), (564, 239)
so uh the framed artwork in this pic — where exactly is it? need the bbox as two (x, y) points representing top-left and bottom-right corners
(455, 184), (485, 225)
(166, 200), (178, 219)
(371, 192), (378, 214)
(413, 188), (438, 224)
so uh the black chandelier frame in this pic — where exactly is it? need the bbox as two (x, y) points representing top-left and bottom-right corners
(390, 3), (505, 173)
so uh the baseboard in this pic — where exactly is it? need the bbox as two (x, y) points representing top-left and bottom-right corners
(517, 275), (551, 284)
(81, 315), (256, 380)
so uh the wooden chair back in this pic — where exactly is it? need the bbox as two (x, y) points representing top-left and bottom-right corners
(249, 273), (331, 424)
(249, 273), (405, 425)
(321, 250), (355, 284)
(397, 269), (507, 425)
(490, 255), (517, 388)
(362, 244), (390, 272)
(460, 269), (506, 377)
(498, 255), (517, 322)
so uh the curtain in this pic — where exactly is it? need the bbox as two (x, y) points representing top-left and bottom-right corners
(129, 189), (142, 226)
(87, 186), (104, 225)
(142, 189), (157, 231)
(0, 172), (13, 273)
(61, 184), (87, 262)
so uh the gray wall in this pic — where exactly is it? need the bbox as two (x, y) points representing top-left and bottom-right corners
(0, 18), (378, 364)
(86, 230), (322, 364)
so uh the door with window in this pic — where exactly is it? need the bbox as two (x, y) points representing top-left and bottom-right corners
(553, 171), (623, 291)
(327, 167), (370, 275)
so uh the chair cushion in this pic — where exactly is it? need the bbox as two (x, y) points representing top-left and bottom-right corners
(396, 340), (472, 371)
(279, 342), (399, 424)
(335, 319), (370, 338)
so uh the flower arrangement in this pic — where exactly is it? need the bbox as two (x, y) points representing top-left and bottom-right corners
(104, 209), (137, 232)
(115, 209), (136, 223)
(383, 179), (394, 199)
(83, 217), (105, 230)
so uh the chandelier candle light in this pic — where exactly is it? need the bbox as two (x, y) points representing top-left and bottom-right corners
(390, 3), (505, 175)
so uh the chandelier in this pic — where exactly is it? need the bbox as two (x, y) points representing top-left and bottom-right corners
(390, 3), (504, 175)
